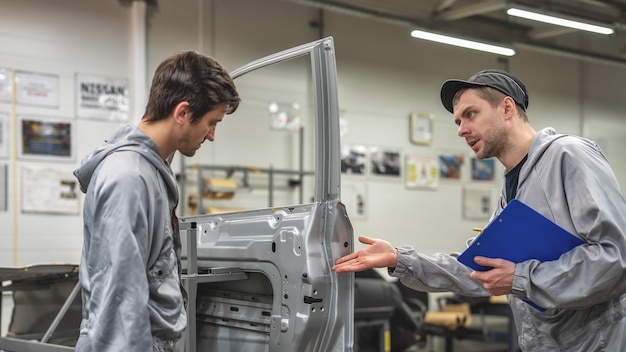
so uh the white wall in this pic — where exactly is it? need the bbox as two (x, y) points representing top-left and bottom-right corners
(0, 0), (130, 266)
(1, 0), (625, 268)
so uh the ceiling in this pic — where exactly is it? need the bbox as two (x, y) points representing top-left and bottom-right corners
(285, 0), (626, 67)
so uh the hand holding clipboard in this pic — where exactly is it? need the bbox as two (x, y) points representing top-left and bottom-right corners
(458, 199), (586, 310)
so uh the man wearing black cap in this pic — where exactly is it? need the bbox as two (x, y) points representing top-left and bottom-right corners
(333, 70), (626, 351)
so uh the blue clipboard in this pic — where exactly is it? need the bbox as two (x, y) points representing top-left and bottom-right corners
(458, 199), (585, 310)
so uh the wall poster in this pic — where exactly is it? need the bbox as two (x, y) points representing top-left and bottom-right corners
(369, 146), (401, 178)
(15, 70), (59, 107)
(342, 182), (367, 220)
(463, 187), (494, 220)
(21, 164), (79, 214)
(75, 73), (129, 121)
(471, 157), (495, 181)
(341, 144), (368, 175)
(0, 112), (9, 158)
(0, 164), (7, 211)
(409, 112), (433, 145)
(268, 101), (300, 131)
(0, 67), (12, 102)
(18, 115), (74, 162)
(438, 153), (464, 180)
(405, 155), (439, 189)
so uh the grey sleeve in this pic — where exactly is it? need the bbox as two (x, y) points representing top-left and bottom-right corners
(390, 245), (490, 296)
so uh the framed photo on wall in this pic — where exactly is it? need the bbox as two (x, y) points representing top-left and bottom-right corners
(471, 157), (495, 181)
(369, 146), (401, 178)
(0, 67), (12, 103)
(342, 182), (367, 220)
(0, 164), (7, 211)
(438, 153), (464, 180)
(405, 155), (439, 189)
(268, 101), (300, 131)
(463, 187), (494, 220)
(18, 115), (75, 162)
(409, 112), (433, 145)
(341, 144), (368, 175)
(0, 112), (9, 158)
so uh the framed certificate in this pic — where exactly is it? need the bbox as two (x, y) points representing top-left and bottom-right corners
(15, 71), (59, 108)
(409, 112), (433, 145)
(18, 115), (75, 162)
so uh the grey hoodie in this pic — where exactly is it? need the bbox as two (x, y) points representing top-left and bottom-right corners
(392, 128), (626, 351)
(74, 124), (186, 352)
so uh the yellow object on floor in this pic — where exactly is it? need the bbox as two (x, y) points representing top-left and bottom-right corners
(489, 295), (508, 304)
(424, 302), (471, 330)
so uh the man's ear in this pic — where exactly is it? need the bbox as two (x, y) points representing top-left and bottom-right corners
(502, 97), (517, 119)
(172, 101), (190, 125)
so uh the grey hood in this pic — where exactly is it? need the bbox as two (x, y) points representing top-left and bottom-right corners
(74, 124), (178, 204)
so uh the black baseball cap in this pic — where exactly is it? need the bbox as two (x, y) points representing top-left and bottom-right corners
(440, 69), (529, 113)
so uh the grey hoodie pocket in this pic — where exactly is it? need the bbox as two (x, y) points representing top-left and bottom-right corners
(147, 251), (186, 338)
(149, 252), (176, 284)
(148, 251), (182, 308)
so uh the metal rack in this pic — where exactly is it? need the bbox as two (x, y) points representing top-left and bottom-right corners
(177, 123), (315, 217)
(180, 163), (314, 215)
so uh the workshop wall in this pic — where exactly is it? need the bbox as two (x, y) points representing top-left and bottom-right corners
(0, 0), (625, 267)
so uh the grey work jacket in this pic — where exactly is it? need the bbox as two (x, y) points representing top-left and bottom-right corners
(74, 124), (187, 352)
(392, 128), (626, 351)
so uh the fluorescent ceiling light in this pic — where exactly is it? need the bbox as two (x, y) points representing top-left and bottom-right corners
(410, 29), (516, 56)
(507, 8), (614, 35)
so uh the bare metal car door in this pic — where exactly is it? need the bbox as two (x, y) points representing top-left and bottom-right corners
(179, 37), (355, 352)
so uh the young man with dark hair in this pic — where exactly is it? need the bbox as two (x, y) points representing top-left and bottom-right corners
(73, 50), (240, 352)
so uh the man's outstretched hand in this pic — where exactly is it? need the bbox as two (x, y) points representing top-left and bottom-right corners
(332, 235), (398, 272)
